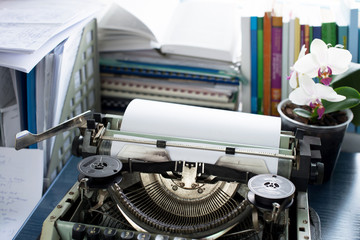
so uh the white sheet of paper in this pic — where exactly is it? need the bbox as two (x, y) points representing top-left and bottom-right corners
(0, 147), (43, 240)
(120, 99), (281, 148)
(115, 99), (282, 173)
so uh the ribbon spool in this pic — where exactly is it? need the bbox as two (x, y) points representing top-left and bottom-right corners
(77, 155), (123, 188)
(247, 174), (295, 210)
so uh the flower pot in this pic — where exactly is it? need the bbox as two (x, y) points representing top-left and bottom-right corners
(277, 99), (353, 182)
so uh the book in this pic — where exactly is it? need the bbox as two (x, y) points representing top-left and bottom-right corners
(250, 16), (258, 113)
(294, 17), (301, 62)
(240, 16), (251, 113)
(99, 59), (241, 85)
(313, 26), (322, 40)
(263, 12), (272, 116)
(101, 75), (238, 103)
(282, 15), (290, 101)
(26, 68), (37, 149)
(98, 0), (241, 63)
(271, 16), (282, 116)
(257, 17), (264, 114)
(349, 7), (359, 62)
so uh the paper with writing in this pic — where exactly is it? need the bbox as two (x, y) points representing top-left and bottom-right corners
(0, 147), (43, 240)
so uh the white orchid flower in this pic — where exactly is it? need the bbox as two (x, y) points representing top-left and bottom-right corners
(293, 38), (352, 85)
(289, 74), (345, 118)
(289, 45), (307, 89)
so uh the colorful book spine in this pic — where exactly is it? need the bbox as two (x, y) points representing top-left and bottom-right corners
(240, 16), (251, 113)
(300, 24), (305, 48)
(26, 68), (37, 148)
(313, 26), (322, 40)
(257, 17), (264, 114)
(294, 18), (300, 62)
(337, 25), (348, 49)
(349, 8), (358, 62)
(271, 16), (282, 116)
(281, 19), (289, 101)
(304, 25), (310, 53)
(263, 12), (272, 116)
(250, 16), (258, 114)
(321, 22), (337, 46)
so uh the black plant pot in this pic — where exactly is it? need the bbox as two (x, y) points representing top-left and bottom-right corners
(278, 99), (353, 182)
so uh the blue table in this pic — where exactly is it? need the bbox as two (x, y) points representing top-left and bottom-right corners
(14, 152), (360, 240)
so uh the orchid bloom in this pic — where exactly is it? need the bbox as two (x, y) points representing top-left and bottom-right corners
(289, 74), (346, 118)
(288, 45), (307, 89)
(293, 39), (352, 86)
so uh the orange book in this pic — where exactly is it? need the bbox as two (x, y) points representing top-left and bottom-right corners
(263, 12), (272, 115)
(304, 24), (310, 54)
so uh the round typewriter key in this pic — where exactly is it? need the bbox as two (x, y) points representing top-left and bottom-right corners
(104, 228), (117, 240)
(120, 231), (135, 239)
(137, 233), (151, 240)
(72, 223), (86, 240)
(87, 226), (101, 240)
(155, 235), (169, 240)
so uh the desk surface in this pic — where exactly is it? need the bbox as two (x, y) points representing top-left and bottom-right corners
(308, 151), (360, 240)
(15, 152), (360, 240)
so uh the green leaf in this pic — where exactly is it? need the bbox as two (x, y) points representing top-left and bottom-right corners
(323, 86), (360, 114)
(293, 108), (312, 118)
(331, 63), (360, 126)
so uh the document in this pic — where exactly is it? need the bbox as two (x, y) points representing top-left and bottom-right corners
(0, 147), (43, 240)
(112, 99), (282, 174)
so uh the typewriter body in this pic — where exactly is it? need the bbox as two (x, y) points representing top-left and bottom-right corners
(16, 100), (323, 240)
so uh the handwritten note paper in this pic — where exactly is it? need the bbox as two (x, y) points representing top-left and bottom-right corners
(0, 147), (43, 239)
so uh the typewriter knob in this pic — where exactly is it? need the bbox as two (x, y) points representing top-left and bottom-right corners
(310, 162), (324, 185)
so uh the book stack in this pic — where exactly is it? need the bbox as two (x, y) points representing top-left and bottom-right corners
(97, 0), (245, 114)
(241, 0), (360, 116)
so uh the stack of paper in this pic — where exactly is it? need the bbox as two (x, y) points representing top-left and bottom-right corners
(0, 0), (103, 171)
(0, 0), (102, 73)
(98, 0), (245, 112)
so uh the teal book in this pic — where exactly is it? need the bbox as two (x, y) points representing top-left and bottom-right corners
(337, 25), (348, 49)
(26, 68), (37, 149)
(250, 16), (258, 114)
(257, 17), (264, 114)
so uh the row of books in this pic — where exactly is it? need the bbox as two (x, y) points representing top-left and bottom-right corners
(240, 0), (360, 116)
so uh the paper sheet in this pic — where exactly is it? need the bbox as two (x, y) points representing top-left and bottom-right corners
(113, 99), (282, 173)
(0, 147), (43, 240)
(120, 99), (281, 148)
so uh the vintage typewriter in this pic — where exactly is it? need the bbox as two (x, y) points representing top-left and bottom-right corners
(16, 99), (323, 240)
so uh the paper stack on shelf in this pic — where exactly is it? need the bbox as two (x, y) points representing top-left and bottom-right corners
(98, 0), (245, 113)
(0, 0), (103, 182)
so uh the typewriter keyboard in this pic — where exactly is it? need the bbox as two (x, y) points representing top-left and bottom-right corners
(71, 223), (194, 240)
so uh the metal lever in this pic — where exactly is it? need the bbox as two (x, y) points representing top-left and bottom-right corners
(15, 110), (92, 150)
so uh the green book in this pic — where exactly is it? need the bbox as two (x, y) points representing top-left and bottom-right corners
(321, 22), (337, 46)
(309, 26), (313, 43)
(257, 17), (264, 114)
